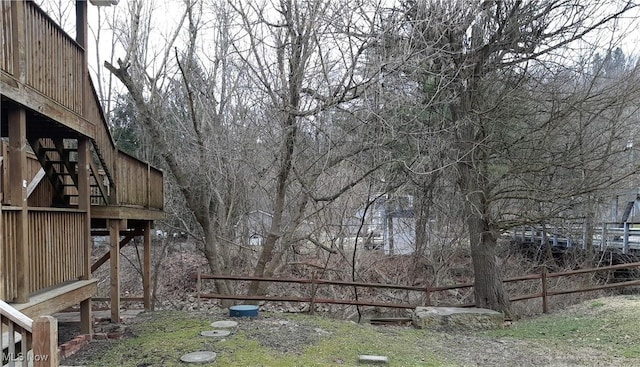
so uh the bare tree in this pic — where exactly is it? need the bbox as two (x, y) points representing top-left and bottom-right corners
(105, 0), (247, 296)
(228, 0), (396, 295)
(386, 0), (640, 317)
(102, 0), (400, 299)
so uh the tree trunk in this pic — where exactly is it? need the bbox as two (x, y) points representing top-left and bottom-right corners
(467, 214), (513, 318)
(457, 139), (514, 318)
(247, 112), (297, 296)
(464, 192), (514, 319)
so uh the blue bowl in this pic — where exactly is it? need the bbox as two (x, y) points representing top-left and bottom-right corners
(229, 305), (259, 317)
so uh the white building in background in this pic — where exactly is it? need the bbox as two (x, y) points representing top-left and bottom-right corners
(361, 194), (416, 255)
(237, 210), (273, 246)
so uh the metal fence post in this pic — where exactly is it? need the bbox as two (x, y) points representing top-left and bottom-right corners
(425, 284), (431, 306)
(196, 271), (201, 311)
(310, 272), (317, 315)
(541, 267), (549, 314)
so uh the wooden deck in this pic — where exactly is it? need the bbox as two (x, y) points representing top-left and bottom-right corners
(0, 2), (164, 350)
(0, 1), (164, 215)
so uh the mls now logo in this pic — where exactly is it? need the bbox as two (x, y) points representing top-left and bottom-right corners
(3, 352), (50, 363)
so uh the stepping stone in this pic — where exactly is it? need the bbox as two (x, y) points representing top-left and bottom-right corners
(200, 330), (231, 338)
(211, 320), (238, 328)
(358, 355), (389, 364)
(180, 351), (217, 364)
(412, 307), (503, 331)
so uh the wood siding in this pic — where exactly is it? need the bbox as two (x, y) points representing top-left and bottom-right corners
(2, 208), (86, 301)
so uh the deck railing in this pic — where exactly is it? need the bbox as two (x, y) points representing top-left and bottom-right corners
(2, 208), (86, 300)
(87, 78), (116, 183)
(24, 1), (84, 114)
(117, 152), (164, 209)
(513, 223), (640, 254)
(0, 300), (59, 367)
(1, 2), (13, 75)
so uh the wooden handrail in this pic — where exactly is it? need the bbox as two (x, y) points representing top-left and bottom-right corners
(0, 300), (32, 332)
(0, 300), (59, 366)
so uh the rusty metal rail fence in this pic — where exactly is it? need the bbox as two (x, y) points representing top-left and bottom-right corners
(196, 261), (640, 314)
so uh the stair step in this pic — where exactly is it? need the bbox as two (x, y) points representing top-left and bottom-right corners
(46, 160), (77, 164)
(37, 147), (78, 152)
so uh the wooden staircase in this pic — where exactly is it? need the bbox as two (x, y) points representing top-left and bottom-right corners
(27, 138), (110, 207)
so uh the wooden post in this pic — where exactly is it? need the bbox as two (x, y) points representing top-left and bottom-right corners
(77, 138), (92, 278)
(9, 108), (29, 303)
(11, 0), (26, 83)
(146, 163), (151, 209)
(78, 138), (93, 334)
(32, 316), (59, 367)
(0, 156), (4, 301)
(109, 219), (121, 323)
(143, 221), (152, 310)
(2, 143), (8, 203)
(76, 0), (88, 116)
(541, 267), (548, 314)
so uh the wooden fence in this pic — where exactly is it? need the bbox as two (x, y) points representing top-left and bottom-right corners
(197, 262), (640, 314)
(0, 300), (58, 367)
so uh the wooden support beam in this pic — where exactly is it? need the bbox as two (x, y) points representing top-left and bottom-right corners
(91, 230), (140, 273)
(26, 168), (46, 198)
(143, 221), (152, 310)
(78, 138), (93, 335)
(78, 139), (91, 279)
(9, 108), (29, 303)
(80, 299), (92, 335)
(0, 154), (4, 301)
(109, 219), (121, 323)
(0, 74), (96, 138)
